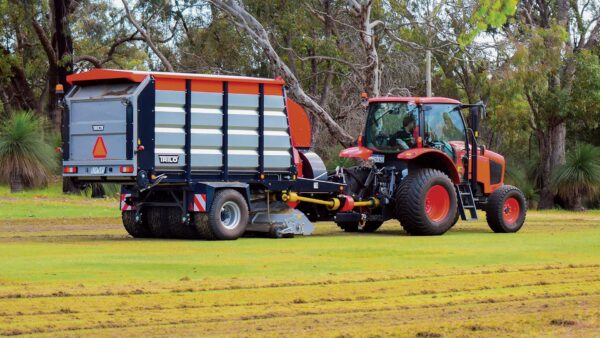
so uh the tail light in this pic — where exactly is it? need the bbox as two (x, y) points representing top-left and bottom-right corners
(63, 166), (77, 174)
(120, 165), (134, 173)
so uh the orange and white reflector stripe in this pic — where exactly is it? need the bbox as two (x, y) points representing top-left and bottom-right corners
(191, 194), (207, 212)
(120, 193), (134, 211)
(120, 165), (134, 173)
(63, 166), (77, 174)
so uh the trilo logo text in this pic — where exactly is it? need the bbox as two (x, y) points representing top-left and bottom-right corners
(159, 155), (179, 164)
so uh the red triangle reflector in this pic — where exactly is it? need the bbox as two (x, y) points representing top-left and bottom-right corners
(92, 136), (108, 159)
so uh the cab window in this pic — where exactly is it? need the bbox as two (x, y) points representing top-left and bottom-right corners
(365, 102), (419, 153)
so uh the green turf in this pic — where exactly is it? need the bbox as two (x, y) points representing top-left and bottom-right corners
(0, 185), (598, 336)
(0, 183), (119, 220)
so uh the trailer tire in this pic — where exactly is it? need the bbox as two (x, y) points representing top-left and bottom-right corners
(485, 185), (526, 233)
(147, 207), (172, 238)
(122, 211), (153, 238)
(167, 207), (199, 239)
(202, 189), (249, 240)
(192, 213), (210, 240)
(396, 168), (458, 236)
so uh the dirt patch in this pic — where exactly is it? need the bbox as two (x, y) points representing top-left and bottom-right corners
(0, 217), (120, 227)
(549, 319), (577, 326)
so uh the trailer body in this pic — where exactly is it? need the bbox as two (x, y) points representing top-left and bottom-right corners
(62, 69), (343, 239)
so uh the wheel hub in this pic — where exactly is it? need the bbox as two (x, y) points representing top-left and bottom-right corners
(220, 201), (241, 230)
(424, 184), (451, 222)
(502, 197), (520, 224)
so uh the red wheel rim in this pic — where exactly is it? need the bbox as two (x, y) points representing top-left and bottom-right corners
(503, 197), (520, 224)
(424, 185), (451, 222)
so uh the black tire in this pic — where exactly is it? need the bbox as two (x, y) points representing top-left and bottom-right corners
(336, 220), (383, 232)
(336, 221), (359, 232)
(167, 207), (199, 239)
(361, 220), (384, 232)
(192, 213), (210, 240)
(396, 168), (458, 236)
(147, 207), (172, 238)
(194, 189), (249, 240)
(485, 185), (527, 233)
(122, 211), (153, 238)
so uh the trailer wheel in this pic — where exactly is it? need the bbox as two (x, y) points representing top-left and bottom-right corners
(396, 168), (458, 236)
(485, 185), (526, 233)
(167, 207), (199, 239)
(197, 189), (249, 240)
(122, 211), (153, 238)
(147, 207), (172, 238)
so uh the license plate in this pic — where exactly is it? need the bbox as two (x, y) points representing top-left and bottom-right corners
(91, 166), (106, 175)
(369, 154), (385, 163)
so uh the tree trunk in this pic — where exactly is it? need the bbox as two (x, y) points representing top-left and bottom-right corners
(570, 194), (585, 211)
(10, 173), (24, 193)
(537, 122), (566, 209)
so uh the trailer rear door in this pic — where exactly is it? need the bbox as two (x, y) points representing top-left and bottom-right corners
(63, 77), (149, 178)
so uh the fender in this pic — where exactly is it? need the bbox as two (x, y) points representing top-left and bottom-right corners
(339, 146), (373, 160)
(339, 136), (374, 160)
(397, 148), (461, 183)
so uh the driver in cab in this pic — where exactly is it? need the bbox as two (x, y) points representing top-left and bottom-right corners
(391, 115), (417, 149)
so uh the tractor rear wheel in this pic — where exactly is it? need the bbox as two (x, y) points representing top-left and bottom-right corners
(122, 211), (153, 238)
(167, 207), (199, 239)
(485, 185), (526, 233)
(396, 168), (458, 236)
(194, 189), (249, 240)
(147, 207), (172, 238)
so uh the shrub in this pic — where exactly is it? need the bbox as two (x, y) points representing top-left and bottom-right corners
(0, 111), (57, 192)
(551, 143), (600, 211)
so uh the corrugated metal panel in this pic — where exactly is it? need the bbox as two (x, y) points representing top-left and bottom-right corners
(263, 95), (291, 171)
(190, 92), (223, 171)
(153, 82), (291, 174)
(155, 90), (185, 170)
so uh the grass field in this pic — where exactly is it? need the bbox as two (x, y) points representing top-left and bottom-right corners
(0, 186), (599, 336)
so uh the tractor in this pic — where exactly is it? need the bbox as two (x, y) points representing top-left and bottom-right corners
(326, 96), (526, 235)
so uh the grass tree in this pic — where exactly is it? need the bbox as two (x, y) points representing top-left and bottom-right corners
(552, 144), (600, 211)
(0, 111), (56, 192)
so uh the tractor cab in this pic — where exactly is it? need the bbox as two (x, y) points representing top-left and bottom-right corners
(363, 97), (466, 162)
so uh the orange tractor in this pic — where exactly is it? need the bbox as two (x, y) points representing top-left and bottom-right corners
(309, 96), (527, 235)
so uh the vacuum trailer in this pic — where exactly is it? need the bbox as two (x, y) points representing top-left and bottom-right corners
(60, 69), (526, 240)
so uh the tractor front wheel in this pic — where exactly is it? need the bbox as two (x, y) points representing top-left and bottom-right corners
(485, 185), (527, 233)
(396, 169), (458, 236)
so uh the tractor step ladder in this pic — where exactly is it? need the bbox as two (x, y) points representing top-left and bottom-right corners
(456, 184), (478, 221)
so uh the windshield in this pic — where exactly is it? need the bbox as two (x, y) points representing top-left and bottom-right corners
(423, 104), (466, 159)
(365, 102), (466, 156)
(365, 102), (419, 153)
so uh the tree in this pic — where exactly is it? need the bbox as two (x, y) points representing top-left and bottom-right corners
(210, 0), (355, 146)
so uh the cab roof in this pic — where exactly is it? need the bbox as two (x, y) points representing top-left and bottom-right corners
(368, 96), (461, 105)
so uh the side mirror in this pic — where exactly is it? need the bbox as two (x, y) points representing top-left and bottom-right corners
(468, 102), (486, 136)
